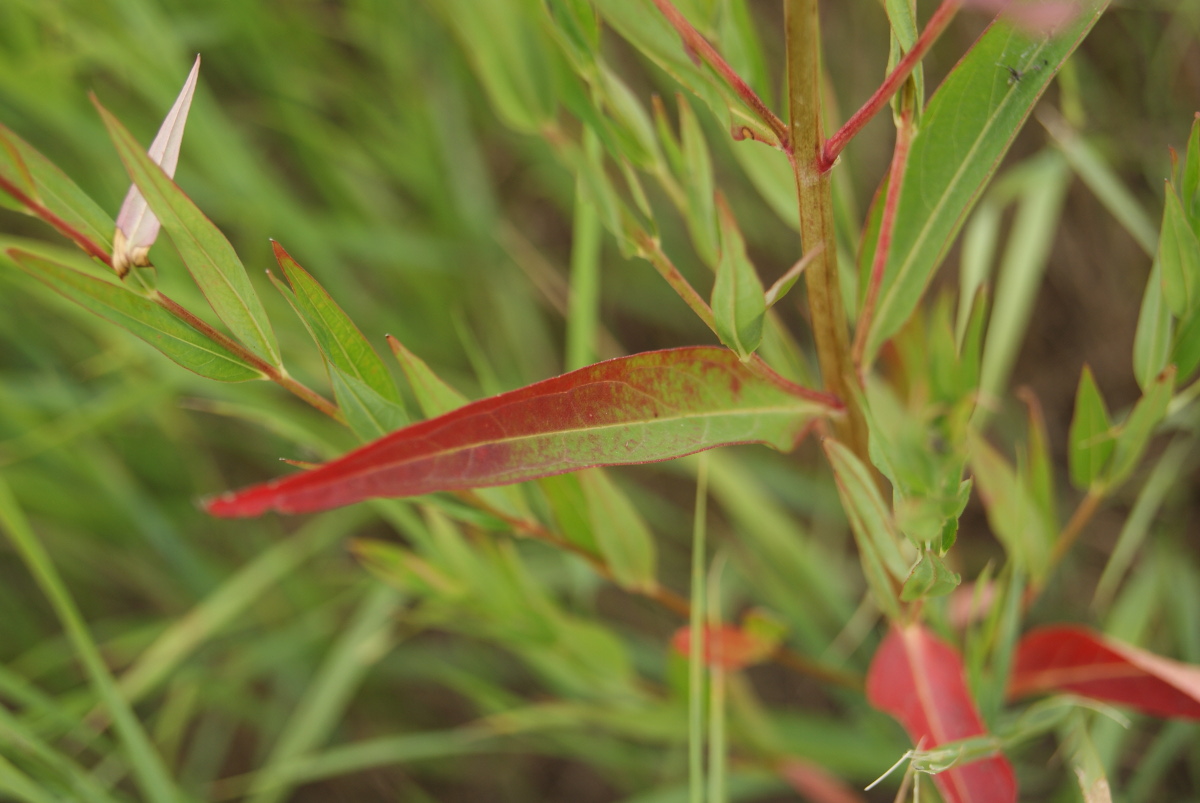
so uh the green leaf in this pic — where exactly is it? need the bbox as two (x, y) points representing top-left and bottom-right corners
(1182, 115), (1200, 224)
(1171, 307), (1200, 383)
(1105, 366), (1175, 488)
(538, 473), (599, 554)
(5, 249), (261, 382)
(578, 468), (658, 593)
(861, 5), (1107, 363)
(679, 95), (718, 266)
(331, 367), (409, 442)
(1158, 182), (1200, 318)
(1068, 365), (1115, 490)
(969, 434), (1053, 580)
(598, 65), (660, 170)
(712, 196), (765, 358)
(0, 122), (114, 251)
(900, 550), (961, 602)
(1133, 258), (1173, 392)
(271, 241), (401, 404)
(386, 335), (468, 418)
(94, 100), (281, 365)
(824, 439), (906, 621)
(715, 0), (769, 101)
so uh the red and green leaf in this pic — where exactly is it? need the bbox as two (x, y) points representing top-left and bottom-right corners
(206, 347), (837, 516)
(1008, 626), (1200, 719)
(867, 624), (1017, 803)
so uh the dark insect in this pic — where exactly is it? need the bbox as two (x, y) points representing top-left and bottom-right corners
(1001, 58), (1049, 85)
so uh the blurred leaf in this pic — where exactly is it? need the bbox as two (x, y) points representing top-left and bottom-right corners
(433, 0), (557, 133)
(679, 95), (718, 266)
(598, 65), (661, 170)
(1105, 366), (1174, 488)
(823, 438), (905, 621)
(1182, 115), (1200, 225)
(207, 347), (835, 516)
(969, 434), (1053, 579)
(731, 140), (799, 228)
(1133, 259), (1173, 392)
(330, 367), (409, 441)
(538, 473), (598, 553)
(1159, 183), (1200, 318)
(272, 241), (402, 404)
(670, 624), (772, 670)
(1170, 307), (1200, 383)
(5, 249), (261, 382)
(578, 468), (658, 592)
(95, 100), (281, 366)
(712, 196), (765, 358)
(1009, 626), (1200, 719)
(901, 549), (961, 601)
(861, 6), (1106, 363)
(957, 201), (1000, 348)
(866, 624), (1017, 803)
(1068, 365), (1115, 490)
(715, 0), (769, 102)
(0, 122), (114, 251)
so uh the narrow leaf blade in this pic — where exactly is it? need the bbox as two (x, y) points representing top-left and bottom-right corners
(205, 347), (835, 516)
(863, 4), (1107, 362)
(867, 624), (1018, 803)
(1068, 365), (1114, 490)
(6, 249), (261, 382)
(1009, 626), (1200, 719)
(94, 99), (280, 365)
(578, 468), (658, 592)
(273, 241), (401, 404)
(712, 197), (765, 359)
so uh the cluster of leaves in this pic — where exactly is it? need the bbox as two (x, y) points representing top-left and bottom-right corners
(2, 1), (1199, 802)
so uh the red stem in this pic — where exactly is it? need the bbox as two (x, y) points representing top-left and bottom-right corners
(649, 0), (790, 148)
(0, 174), (115, 268)
(852, 107), (915, 367)
(821, 0), (961, 171)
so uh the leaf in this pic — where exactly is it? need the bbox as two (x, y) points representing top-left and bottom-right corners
(712, 195), (765, 358)
(577, 468), (658, 592)
(1105, 366), (1174, 488)
(205, 347), (836, 516)
(1062, 711), (1113, 803)
(1133, 258), (1173, 392)
(113, 56), (200, 275)
(670, 624), (771, 670)
(867, 624), (1018, 803)
(901, 550), (961, 601)
(1068, 365), (1114, 490)
(1008, 626), (1200, 719)
(330, 367), (409, 442)
(5, 249), (261, 382)
(968, 434), (1053, 579)
(675, 94), (718, 267)
(94, 99), (281, 366)
(1158, 182), (1200, 318)
(272, 242), (401, 404)
(823, 439), (906, 621)
(386, 335), (469, 417)
(861, 4), (1107, 363)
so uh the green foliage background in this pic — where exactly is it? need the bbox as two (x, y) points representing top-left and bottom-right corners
(1, 1), (1198, 801)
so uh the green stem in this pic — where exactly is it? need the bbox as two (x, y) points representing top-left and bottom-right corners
(785, 0), (869, 460)
(688, 453), (709, 803)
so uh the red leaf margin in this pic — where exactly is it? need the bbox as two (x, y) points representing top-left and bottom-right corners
(867, 624), (1017, 803)
(1008, 625), (1200, 719)
(205, 347), (839, 517)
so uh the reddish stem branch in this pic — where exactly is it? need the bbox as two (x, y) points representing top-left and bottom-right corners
(632, 230), (719, 335)
(852, 107), (915, 368)
(649, 0), (790, 148)
(0, 174), (115, 267)
(821, 0), (961, 171)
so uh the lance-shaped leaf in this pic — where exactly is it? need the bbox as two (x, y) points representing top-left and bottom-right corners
(867, 624), (1018, 803)
(1159, 182), (1200, 318)
(112, 56), (200, 276)
(205, 347), (837, 516)
(1068, 365), (1114, 490)
(1009, 626), (1200, 719)
(578, 468), (657, 592)
(860, 3), (1107, 364)
(270, 242), (402, 404)
(6, 249), (261, 382)
(712, 195), (765, 359)
(94, 99), (280, 366)
(0, 123), (114, 251)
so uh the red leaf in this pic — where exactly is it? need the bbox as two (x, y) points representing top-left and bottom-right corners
(670, 625), (770, 670)
(206, 347), (836, 517)
(1008, 625), (1200, 719)
(866, 624), (1017, 803)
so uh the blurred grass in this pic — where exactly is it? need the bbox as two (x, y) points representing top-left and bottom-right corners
(0, 1), (1198, 801)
